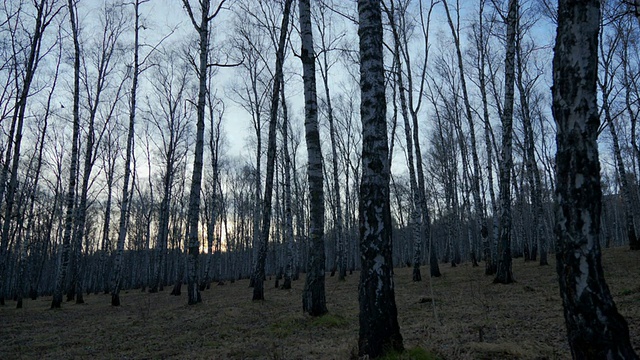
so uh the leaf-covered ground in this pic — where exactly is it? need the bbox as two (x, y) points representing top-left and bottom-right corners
(2, 247), (640, 359)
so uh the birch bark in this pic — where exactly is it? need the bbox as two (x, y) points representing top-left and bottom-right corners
(252, 0), (292, 301)
(553, 0), (638, 357)
(494, 0), (517, 284)
(357, 0), (404, 356)
(299, 0), (327, 315)
(52, 0), (80, 309)
(181, 0), (227, 305)
(110, 0), (143, 306)
(1, 0), (60, 306)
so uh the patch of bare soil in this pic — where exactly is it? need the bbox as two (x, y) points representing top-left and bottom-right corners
(1, 247), (640, 359)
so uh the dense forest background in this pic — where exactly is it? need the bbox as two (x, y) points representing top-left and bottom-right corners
(0, 0), (639, 309)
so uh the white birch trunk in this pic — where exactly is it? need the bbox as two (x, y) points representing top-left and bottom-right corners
(110, 0), (142, 306)
(252, 0), (292, 301)
(52, 0), (81, 309)
(494, 0), (517, 285)
(553, 0), (638, 356)
(357, 0), (403, 356)
(299, 0), (327, 315)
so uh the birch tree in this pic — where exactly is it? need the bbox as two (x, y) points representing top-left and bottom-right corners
(442, 0), (489, 273)
(494, 0), (517, 284)
(0, 0), (62, 306)
(553, 0), (638, 357)
(52, 0), (81, 309)
(385, 0), (422, 281)
(69, 3), (126, 303)
(279, 81), (294, 290)
(97, 119), (119, 294)
(110, 0), (145, 306)
(299, 0), (327, 316)
(148, 49), (192, 293)
(314, 0), (346, 281)
(598, 5), (640, 250)
(471, 0), (499, 275)
(16, 37), (61, 308)
(357, 0), (403, 356)
(252, 0), (292, 301)
(229, 6), (269, 284)
(181, 0), (228, 305)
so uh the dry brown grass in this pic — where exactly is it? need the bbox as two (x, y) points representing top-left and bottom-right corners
(2, 247), (640, 359)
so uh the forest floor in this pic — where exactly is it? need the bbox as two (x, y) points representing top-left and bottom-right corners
(2, 247), (640, 359)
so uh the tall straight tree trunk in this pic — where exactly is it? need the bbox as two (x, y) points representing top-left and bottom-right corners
(202, 105), (222, 289)
(181, 0), (227, 304)
(522, 112), (547, 264)
(405, 0), (439, 278)
(442, 0), (487, 274)
(316, 5), (346, 281)
(357, 0), (404, 357)
(515, 31), (548, 265)
(99, 148), (115, 294)
(151, 168), (173, 293)
(69, 102), (96, 304)
(599, 69), (640, 250)
(280, 81), (294, 290)
(67, 4), (123, 301)
(494, 0), (517, 285)
(385, 1), (422, 282)
(52, 0), (81, 309)
(475, 0), (498, 275)
(110, 0), (142, 306)
(624, 42), (640, 196)
(252, 0), (292, 301)
(553, 0), (638, 357)
(299, 0), (327, 315)
(183, 0), (210, 305)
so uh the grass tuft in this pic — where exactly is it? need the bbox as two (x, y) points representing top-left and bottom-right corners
(310, 313), (349, 328)
(619, 287), (640, 296)
(379, 346), (441, 360)
(268, 317), (301, 338)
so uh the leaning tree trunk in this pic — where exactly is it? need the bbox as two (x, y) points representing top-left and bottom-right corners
(17, 64), (55, 308)
(1, 0), (53, 306)
(357, 0), (404, 357)
(553, 0), (639, 357)
(494, 0), (517, 285)
(252, 0), (292, 301)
